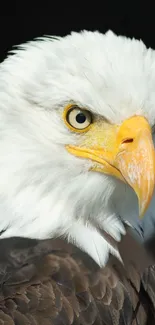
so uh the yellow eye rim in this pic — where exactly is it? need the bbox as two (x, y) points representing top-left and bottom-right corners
(63, 104), (93, 133)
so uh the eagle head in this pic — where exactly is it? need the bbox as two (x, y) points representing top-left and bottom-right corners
(0, 30), (155, 266)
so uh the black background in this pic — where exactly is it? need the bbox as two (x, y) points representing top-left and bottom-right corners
(0, 7), (155, 63)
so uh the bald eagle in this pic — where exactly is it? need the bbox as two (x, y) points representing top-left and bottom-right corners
(0, 30), (154, 324)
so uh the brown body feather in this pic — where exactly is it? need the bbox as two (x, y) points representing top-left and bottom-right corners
(0, 233), (154, 325)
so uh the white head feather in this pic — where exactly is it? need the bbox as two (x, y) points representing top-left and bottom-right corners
(0, 30), (155, 266)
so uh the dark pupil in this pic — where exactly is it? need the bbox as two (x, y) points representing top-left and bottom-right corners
(76, 113), (86, 124)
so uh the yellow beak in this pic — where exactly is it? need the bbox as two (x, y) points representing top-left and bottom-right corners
(66, 116), (155, 217)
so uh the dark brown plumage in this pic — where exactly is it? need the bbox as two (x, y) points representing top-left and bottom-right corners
(0, 231), (154, 325)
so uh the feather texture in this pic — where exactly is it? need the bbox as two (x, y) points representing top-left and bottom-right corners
(0, 235), (154, 325)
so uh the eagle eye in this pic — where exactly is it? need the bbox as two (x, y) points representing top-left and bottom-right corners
(63, 105), (93, 133)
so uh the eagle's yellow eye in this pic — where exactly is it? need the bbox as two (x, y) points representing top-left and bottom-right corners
(63, 105), (92, 132)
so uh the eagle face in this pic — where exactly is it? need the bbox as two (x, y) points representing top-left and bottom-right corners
(0, 30), (155, 266)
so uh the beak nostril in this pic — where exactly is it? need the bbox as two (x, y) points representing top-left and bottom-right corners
(122, 138), (134, 144)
